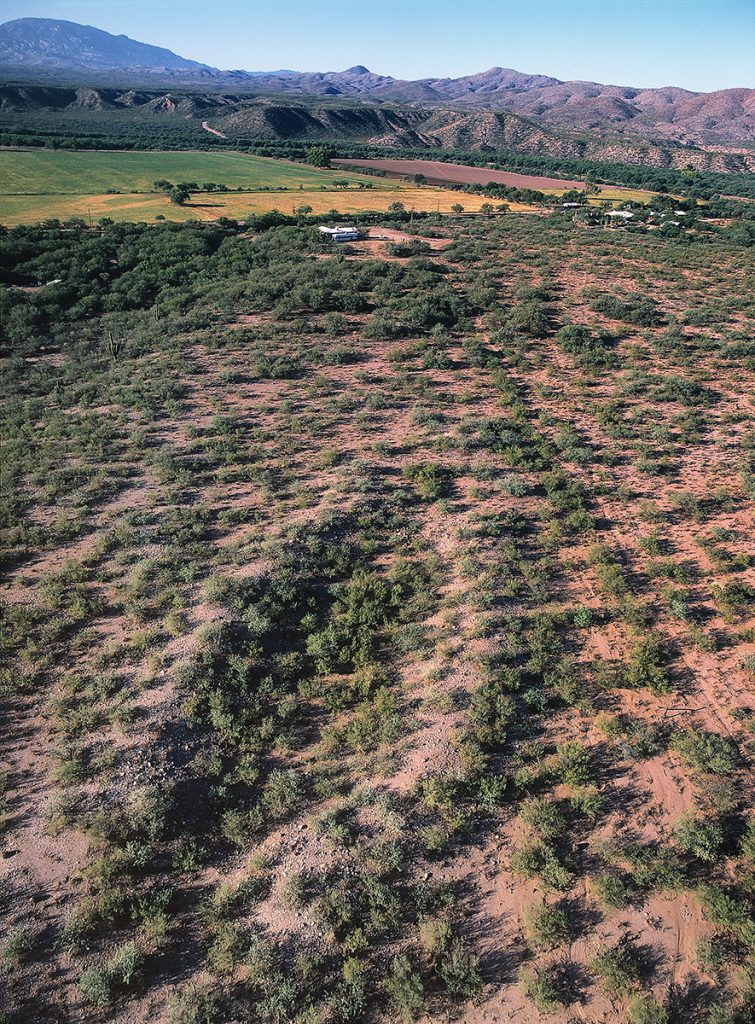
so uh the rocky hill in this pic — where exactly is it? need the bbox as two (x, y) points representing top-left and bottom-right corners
(2, 84), (754, 174)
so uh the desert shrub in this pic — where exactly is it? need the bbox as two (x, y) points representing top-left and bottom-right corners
(619, 842), (685, 894)
(740, 819), (755, 861)
(402, 462), (453, 501)
(500, 474), (528, 497)
(167, 982), (222, 1024)
(557, 323), (616, 367)
(593, 870), (635, 909)
(280, 872), (310, 909)
(523, 901), (569, 950)
(628, 996), (670, 1024)
(208, 922), (249, 975)
(674, 815), (724, 864)
(330, 956), (367, 1022)
(555, 741), (592, 786)
(202, 875), (270, 925)
(705, 1007), (751, 1024)
(641, 374), (711, 409)
(2, 927), (34, 963)
(79, 966), (113, 1007)
(671, 730), (738, 776)
(322, 687), (402, 753)
(508, 299), (551, 337)
(418, 918), (481, 997)
(436, 939), (482, 997)
(79, 940), (144, 1005)
(591, 939), (643, 997)
(625, 633), (673, 694)
(261, 768), (304, 820)
(520, 962), (569, 1013)
(569, 785), (607, 821)
(592, 294), (662, 328)
(511, 840), (573, 891)
(386, 240), (431, 258)
(712, 581), (755, 620)
(468, 681), (515, 746)
(590, 544), (630, 598)
(695, 935), (731, 975)
(520, 797), (567, 840)
(696, 884), (755, 948)
(383, 954), (424, 1020)
(571, 605), (594, 628)
(620, 722), (662, 759)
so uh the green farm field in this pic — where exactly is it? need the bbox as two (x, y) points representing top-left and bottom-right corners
(0, 148), (387, 194)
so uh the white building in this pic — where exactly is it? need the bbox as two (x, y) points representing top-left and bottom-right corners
(318, 226), (359, 242)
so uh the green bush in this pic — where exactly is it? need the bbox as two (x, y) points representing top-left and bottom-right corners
(591, 939), (642, 997)
(2, 927), (34, 963)
(418, 918), (481, 997)
(79, 940), (144, 1005)
(523, 902), (569, 950)
(520, 797), (567, 840)
(593, 870), (635, 909)
(625, 633), (673, 694)
(674, 815), (724, 864)
(79, 966), (113, 1007)
(627, 995), (670, 1024)
(511, 840), (573, 891)
(520, 963), (568, 1013)
(556, 323), (616, 367)
(383, 954), (425, 1020)
(696, 884), (755, 948)
(167, 982), (222, 1024)
(468, 681), (515, 746)
(671, 730), (738, 776)
(402, 462), (454, 501)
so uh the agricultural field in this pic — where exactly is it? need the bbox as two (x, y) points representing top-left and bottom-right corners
(1, 210), (755, 1024)
(332, 158), (655, 204)
(0, 187), (527, 226)
(0, 149), (535, 226)
(0, 149), (383, 194)
(332, 157), (588, 191)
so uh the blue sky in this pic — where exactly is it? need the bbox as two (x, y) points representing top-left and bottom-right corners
(1, 0), (753, 91)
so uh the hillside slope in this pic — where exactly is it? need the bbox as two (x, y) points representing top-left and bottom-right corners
(2, 85), (754, 174)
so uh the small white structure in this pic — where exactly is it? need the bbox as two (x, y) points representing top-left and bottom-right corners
(319, 225), (359, 242)
(606, 210), (634, 220)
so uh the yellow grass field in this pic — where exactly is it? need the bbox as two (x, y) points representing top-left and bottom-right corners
(0, 188), (536, 226)
(590, 186), (657, 203)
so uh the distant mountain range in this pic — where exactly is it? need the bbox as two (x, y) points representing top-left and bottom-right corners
(1, 17), (753, 151)
(0, 18), (213, 73)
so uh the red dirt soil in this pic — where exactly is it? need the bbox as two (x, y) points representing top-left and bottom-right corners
(331, 157), (586, 191)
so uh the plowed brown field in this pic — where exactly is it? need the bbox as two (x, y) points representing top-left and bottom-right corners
(332, 157), (586, 191)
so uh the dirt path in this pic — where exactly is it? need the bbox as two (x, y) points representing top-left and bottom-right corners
(201, 121), (227, 139)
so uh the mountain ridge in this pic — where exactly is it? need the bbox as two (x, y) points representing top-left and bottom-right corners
(2, 84), (753, 175)
(1, 18), (753, 150)
(0, 17), (211, 72)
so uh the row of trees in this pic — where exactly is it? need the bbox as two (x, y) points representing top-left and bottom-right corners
(152, 180), (232, 205)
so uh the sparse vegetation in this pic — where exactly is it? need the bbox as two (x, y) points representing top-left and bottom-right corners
(1, 190), (753, 1024)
